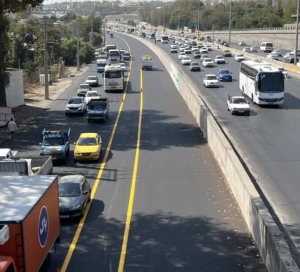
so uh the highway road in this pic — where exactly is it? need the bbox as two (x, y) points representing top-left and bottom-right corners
(154, 38), (300, 252)
(3, 35), (265, 271)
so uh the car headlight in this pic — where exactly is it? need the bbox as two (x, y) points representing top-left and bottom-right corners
(74, 152), (81, 156)
(91, 152), (99, 155)
(71, 203), (81, 210)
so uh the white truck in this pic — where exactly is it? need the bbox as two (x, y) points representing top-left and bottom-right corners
(103, 65), (124, 92)
(140, 55), (153, 70)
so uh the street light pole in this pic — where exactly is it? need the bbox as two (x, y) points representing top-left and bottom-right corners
(294, 0), (300, 66)
(197, 0), (200, 40)
(228, 0), (232, 46)
(212, 24), (215, 45)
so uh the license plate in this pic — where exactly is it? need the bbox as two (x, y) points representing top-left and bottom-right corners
(268, 102), (274, 105)
(60, 215), (69, 218)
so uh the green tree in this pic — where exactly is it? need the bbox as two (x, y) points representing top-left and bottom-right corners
(276, 0), (284, 18)
(282, 0), (297, 24)
(0, 0), (44, 107)
(80, 42), (95, 64)
(62, 37), (77, 66)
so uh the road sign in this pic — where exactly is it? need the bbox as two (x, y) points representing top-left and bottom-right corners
(38, 206), (49, 248)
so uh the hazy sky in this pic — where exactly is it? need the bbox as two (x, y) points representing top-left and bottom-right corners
(43, 0), (171, 4)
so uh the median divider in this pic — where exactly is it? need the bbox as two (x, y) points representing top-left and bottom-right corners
(123, 33), (299, 272)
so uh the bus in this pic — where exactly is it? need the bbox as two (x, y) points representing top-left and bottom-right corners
(161, 35), (169, 44)
(103, 65), (124, 92)
(239, 59), (285, 105)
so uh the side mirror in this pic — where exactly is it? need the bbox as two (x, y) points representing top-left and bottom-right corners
(83, 191), (89, 195)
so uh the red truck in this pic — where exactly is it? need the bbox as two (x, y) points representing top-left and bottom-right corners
(0, 176), (60, 272)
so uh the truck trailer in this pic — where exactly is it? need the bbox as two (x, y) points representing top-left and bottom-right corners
(0, 176), (60, 272)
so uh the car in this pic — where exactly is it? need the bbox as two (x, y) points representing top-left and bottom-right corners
(122, 52), (131, 61)
(242, 47), (251, 53)
(203, 74), (219, 88)
(184, 48), (192, 54)
(200, 54), (209, 62)
(156, 36), (160, 42)
(267, 52), (279, 60)
(58, 175), (91, 218)
(202, 58), (214, 67)
(65, 96), (86, 116)
(191, 46), (198, 52)
(178, 52), (186, 60)
(223, 50), (232, 57)
(84, 91), (100, 104)
(238, 41), (246, 46)
(278, 67), (288, 79)
(193, 51), (201, 58)
(250, 46), (258, 52)
(200, 47), (208, 54)
(119, 62), (127, 72)
(214, 55), (226, 64)
(227, 94), (250, 116)
(77, 83), (92, 96)
(189, 62), (201, 71)
(179, 46), (186, 52)
(272, 49), (282, 56)
(181, 56), (191, 65)
(284, 52), (295, 61)
(206, 45), (212, 51)
(197, 44), (204, 49)
(234, 54), (246, 62)
(120, 49), (126, 54)
(171, 44), (177, 49)
(85, 76), (99, 87)
(73, 132), (102, 163)
(218, 69), (232, 82)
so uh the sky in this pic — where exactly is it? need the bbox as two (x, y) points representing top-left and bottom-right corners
(43, 0), (172, 4)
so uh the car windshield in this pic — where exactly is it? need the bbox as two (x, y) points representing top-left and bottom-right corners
(216, 56), (223, 59)
(59, 183), (81, 197)
(86, 92), (99, 97)
(105, 71), (122, 78)
(77, 137), (97, 146)
(206, 76), (217, 80)
(87, 76), (96, 80)
(42, 137), (64, 146)
(79, 85), (89, 89)
(68, 98), (82, 104)
(205, 59), (212, 62)
(220, 70), (230, 74)
(232, 98), (247, 104)
(259, 73), (284, 93)
(191, 63), (199, 66)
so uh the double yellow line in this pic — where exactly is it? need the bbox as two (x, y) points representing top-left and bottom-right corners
(60, 36), (144, 272)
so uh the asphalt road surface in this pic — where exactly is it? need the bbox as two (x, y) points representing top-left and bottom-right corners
(154, 38), (300, 252)
(3, 34), (265, 271)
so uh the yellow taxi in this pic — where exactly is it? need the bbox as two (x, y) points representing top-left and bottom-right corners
(73, 133), (102, 163)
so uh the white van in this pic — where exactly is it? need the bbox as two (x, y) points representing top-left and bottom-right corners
(260, 42), (273, 53)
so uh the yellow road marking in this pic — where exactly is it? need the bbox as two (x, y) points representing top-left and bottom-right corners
(117, 68), (144, 272)
(60, 35), (133, 272)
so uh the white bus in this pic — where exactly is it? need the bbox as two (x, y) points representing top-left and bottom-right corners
(239, 60), (285, 105)
(161, 35), (169, 44)
(103, 65), (124, 92)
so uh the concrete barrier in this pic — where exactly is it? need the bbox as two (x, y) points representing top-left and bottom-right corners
(121, 33), (299, 272)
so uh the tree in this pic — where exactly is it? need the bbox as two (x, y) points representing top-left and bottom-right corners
(276, 0), (284, 18)
(0, 0), (44, 107)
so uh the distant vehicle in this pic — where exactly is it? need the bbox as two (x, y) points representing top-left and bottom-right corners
(181, 56), (191, 65)
(191, 46), (198, 52)
(73, 132), (102, 163)
(110, 33), (114, 38)
(103, 65), (124, 92)
(184, 48), (192, 54)
(227, 94), (250, 116)
(87, 98), (109, 123)
(234, 54), (246, 62)
(65, 96), (86, 115)
(272, 49), (282, 56)
(85, 76), (99, 87)
(206, 45), (212, 51)
(203, 74), (219, 88)
(122, 51), (131, 61)
(170, 44), (178, 53)
(250, 46), (258, 52)
(108, 49), (121, 62)
(202, 58), (214, 67)
(218, 69), (232, 82)
(223, 50), (232, 57)
(260, 42), (273, 52)
(214, 55), (226, 64)
(96, 59), (106, 73)
(119, 62), (127, 73)
(278, 67), (288, 79)
(242, 47), (251, 53)
(200, 54), (209, 62)
(161, 35), (169, 44)
(189, 62), (201, 71)
(238, 41), (246, 46)
(58, 175), (91, 218)
(77, 83), (92, 96)
(239, 60), (285, 105)
(200, 47), (208, 54)
(140, 55), (153, 70)
(178, 52), (186, 60)
(193, 51), (201, 58)
(84, 91), (100, 104)
(267, 52), (279, 60)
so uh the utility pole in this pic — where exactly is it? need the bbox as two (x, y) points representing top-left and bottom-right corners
(228, 0), (232, 46)
(197, 0), (200, 40)
(76, 22), (80, 71)
(212, 24), (215, 45)
(103, 20), (106, 46)
(163, 5), (165, 28)
(294, 0), (300, 66)
(40, 16), (53, 100)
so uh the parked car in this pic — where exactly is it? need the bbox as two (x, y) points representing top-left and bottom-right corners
(189, 62), (201, 71)
(65, 96), (86, 116)
(234, 54), (246, 62)
(218, 69), (232, 82)
(203, 74), (219, 88)
(77, 84), (92, 97)
(58, 175), (91, 218)
(214, 55), (226, 64)
(202, 58), (214, 67)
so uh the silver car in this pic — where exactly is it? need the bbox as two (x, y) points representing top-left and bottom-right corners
(65, 96), (86, 116)
(58, 175), (91, 218)
(77, 83), (92, 97)
(85, 76), (99, 87)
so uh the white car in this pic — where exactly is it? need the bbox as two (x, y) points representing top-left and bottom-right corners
(214, 55), (226, 64)
(171, 46), (178, 53)
(242, 47), (251, 53)
(203, 74), (219, 88)
(65, 96), (86, 116)
(206, 45), (212, 51)
(119, 62), (127, 71)
(181, 56), (191, 65)
(238, 41), (246, 46)
(227, 94), (250, 116)
(84, 91), (101, 104)
(202, 58), (214, 67)
(234, 54), (246, 62)
(171, 44), (177, 49)
(272, 49), (282, 56)
(250, 46), (258, 52)
(267, 52), (279, 60)
(85, 76), (99, 87)
(200, 48), (208, 54)
(179, 46), (186, 52)
(184, 48), (192, 54)
(178, 52), (186, 60)
(191, 46), (198, 52)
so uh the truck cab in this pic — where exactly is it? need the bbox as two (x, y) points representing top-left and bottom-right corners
(40, 129), (71, 163)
